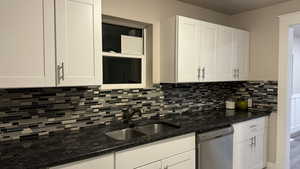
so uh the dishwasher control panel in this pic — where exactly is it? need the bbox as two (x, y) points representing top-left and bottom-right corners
(198, 126), (234, 142)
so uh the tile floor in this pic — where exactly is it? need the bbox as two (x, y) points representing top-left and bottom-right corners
(291, 135), (300, 169)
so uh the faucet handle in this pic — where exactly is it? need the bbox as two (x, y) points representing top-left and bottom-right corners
(123, 108), (133, 113)
(133, 108), (143, 117)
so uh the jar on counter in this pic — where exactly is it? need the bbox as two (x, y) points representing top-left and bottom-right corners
(226, 99), (236, 110)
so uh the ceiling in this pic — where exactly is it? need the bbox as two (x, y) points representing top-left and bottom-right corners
(178, 0), (291, 15)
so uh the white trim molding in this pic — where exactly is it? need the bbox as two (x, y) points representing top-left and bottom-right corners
(278, 11), (300, 169)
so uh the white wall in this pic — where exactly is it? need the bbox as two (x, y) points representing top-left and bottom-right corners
(102, 0), (231, 84)
(293, 35), (300, 94)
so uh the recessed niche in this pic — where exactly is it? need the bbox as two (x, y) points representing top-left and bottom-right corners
(102, 23), (143, 54)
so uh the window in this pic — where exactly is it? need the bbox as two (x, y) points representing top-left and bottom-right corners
(103, 56), (142, 84)
(102, 22), (146, 89)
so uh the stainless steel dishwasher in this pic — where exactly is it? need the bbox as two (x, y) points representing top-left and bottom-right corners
(197, 126), (234, 169)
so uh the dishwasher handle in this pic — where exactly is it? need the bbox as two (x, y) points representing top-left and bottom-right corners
(197, 127), (234, 142)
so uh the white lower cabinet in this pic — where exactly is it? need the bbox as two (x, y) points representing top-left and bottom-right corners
(134, 150), (196, 169)
(235, 133), (265, 169)
(162, 150), (195, 169)
(136, 161), (162, 169)
(50, 154), (114, 169)
(252, 133), (265, 169)
(119, 151), (195, 169)
(233, 117), (268, 169)
(50, 133), (195, 169)
(236, 139), (252, 169)
(115, 133), (196, 169)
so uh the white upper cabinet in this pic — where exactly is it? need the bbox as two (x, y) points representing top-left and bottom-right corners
(0, 0), (102, 88)
(176, 17), (200, 83)
(198, 22), (218, 82)
(0, 0), (56, 88)
(216, 26), (235, 81)
(55, 0), (102, 87)
(235, 29), (250, 81)
(160, 15), (250, 83)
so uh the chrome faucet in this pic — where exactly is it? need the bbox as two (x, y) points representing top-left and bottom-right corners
(123, 108), (143, 124)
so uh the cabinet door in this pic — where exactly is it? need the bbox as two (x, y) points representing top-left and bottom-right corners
(51, 154), (114, 169)
(162, 150), (195, 169)
(251, 133), (265, 169)
(216, 26), (235, 81)
(176, 16), (200, 83)
(235, 30), (250, 81)
(56, 0), (102, 87)
(0, 0), (55, 88)
(235, 139), (252, 169)
(136, 161), (162, 169)
(199, 22), (217, 82)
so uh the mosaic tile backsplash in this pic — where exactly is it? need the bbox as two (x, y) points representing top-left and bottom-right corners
(0, 81), (277, 142)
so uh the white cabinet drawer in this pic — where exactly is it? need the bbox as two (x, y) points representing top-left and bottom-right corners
(233, 117), (267, 142)
(50, 154), (114, 169)
(162, 150), (196, 169)
(116, 133), (195, 169)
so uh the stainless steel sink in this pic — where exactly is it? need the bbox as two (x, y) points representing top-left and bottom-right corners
(105, 128), (145, 141)
(105, 123), (180, 141)
(135, 123), (180, 135)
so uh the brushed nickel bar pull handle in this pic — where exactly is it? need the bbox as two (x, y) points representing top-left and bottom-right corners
(198, 67), (201, 80)
(57, 62), (65, 83)
(57, 64), (61, 83)
(233, 69), (236, 79)
(202, 67), (205, 79)
(61, 62), (65, 81)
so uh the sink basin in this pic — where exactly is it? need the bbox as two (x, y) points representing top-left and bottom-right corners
(135, 123), (180, 135)
(105, 122), (180, 141)
(105, 128), (145, 141)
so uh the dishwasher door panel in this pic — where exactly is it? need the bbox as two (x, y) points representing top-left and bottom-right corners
(198, 134), (233, 169)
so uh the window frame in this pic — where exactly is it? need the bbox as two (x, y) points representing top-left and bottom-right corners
(101, 28), (146, 89)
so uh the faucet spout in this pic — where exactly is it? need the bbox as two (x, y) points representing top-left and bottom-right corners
(123, 108), (143, 124)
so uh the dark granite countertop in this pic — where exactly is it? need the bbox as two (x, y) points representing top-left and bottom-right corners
(0, 108), (272, 169)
